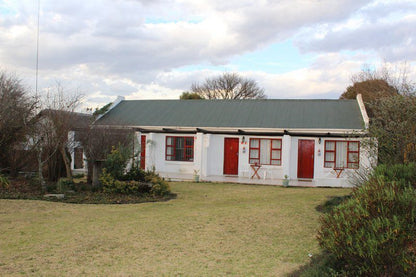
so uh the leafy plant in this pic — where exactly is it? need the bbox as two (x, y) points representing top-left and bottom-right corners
(120, 166), (145, 182)
(103, 144), (131, 179)
(318, 176), (416, 276)
(149, 176), (170, 197)
(57, 178), (75, 193)
(100, 169), (152, 195)
(0, 174), (10, 189)
(373, 162), (416, 186)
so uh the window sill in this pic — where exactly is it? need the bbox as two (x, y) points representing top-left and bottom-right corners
(165, 160), (194, 164)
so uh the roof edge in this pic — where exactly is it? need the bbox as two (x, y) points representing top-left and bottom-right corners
(356, 94), (369, 129)
(94, 96), (125, 122)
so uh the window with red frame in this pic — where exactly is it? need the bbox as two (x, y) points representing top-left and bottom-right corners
(324, 140), (360, 169)
(249, 138), (282, 165)
(166, 136), (194, 161)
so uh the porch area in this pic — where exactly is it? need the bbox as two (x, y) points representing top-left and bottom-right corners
(158, 172), (320, 187)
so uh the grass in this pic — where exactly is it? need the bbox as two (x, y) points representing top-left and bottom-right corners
(0, 182), (350, 276)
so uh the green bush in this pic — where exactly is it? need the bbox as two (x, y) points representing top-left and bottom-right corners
(103, 145), (131, 179)
(100, 169), (152, 195)
(0, 174), (10, 189)
(149, 176), (170, 197)
(373, 162), (416, 186)
(99, 167), (170, 197)
(57, 178), (75, 193)
(120, 166), (145, 182)
(318, 177), (416, 276)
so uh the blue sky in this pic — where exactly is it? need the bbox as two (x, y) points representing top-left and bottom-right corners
(0, 0), (415, 110)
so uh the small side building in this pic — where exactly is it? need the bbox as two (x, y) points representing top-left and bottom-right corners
(93, 95), (371, 187)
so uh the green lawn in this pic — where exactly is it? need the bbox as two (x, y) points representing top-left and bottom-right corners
(0, 182), (349, 276)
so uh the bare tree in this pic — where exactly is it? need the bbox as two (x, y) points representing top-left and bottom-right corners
(32, 114), (60, 191)
(349, 63), (415, 95)
(77, 126), (134, 185)
(343, 63), (416, 165)
(191, 72), (266, 99)
(0, 71), (37, 175)
(340, 63), (414, 117)
(33, 83), (83, 188)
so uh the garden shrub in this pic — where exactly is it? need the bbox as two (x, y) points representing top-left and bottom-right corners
(149, 176), (170, 197)
(0, 174), (10, 189)
(103, 145), (131, 179)
(318, 176), (416, 276)
(373, 162), (416, 187)
(120, 166), (145, 182)
(57, 178), (75, 193)
(100, 169), (152, 195)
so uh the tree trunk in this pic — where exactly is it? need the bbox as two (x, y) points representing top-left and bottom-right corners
(60, 146), (72, 181)
(87, 161), (93, 184)
(37, 149), (46, 192)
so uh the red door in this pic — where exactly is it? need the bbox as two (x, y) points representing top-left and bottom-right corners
(140, 135), (146, 170)
(297, 139), (315, 179)
(224, 138), (239, 175)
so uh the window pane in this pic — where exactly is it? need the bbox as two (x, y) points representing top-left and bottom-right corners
(271, 150), (281, 160)
(166, 137), (194, 161)
(175, 138), (184, 160)
(325, 161), (335, 168)
(186, 147), (193, 161)
(348, 162), (359, 169)
(325, 152), (335, 162)
(325, 141), (335, 151)
(272, 139), (281, 149)
(250, 139), (259, 148)
(271, 159), (281, 165)
(349, 142), (359, 151)
(249, 158), (259, 164)
(348, 153), (359, 163)
(250, 149), (259, 159)
(185, 137), (194, 147)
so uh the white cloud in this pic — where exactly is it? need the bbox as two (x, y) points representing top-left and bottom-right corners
(0, 0), (415, 109)
(295, 0), (416, 62)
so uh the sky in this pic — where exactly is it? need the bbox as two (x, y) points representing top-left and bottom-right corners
(0, 0), (415, 111)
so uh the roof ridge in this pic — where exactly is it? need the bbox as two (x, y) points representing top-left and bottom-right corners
(121, 98), (354, 102)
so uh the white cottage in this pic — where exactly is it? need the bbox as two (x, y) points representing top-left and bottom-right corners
(94, 95), (371, 187)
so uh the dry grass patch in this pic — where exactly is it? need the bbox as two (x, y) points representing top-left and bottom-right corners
(0, 182), (349, 276)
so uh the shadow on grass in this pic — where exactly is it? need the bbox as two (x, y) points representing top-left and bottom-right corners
(288, 195), (351, 277)
(0, 190), (177, 205)
(315, 195), (351, 214)
(288, 251), (345, 277)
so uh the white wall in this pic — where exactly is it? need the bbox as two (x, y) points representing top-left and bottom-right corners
(138, 132), (372, 187)
(143, 132), (198, 177)
(289, 136), (372, 187)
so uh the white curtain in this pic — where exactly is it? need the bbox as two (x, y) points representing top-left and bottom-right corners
(260, 139), (271, 164)
(335, 142), (348, 168)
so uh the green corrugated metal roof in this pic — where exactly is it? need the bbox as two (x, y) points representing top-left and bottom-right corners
(94, 99), (364, 130)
